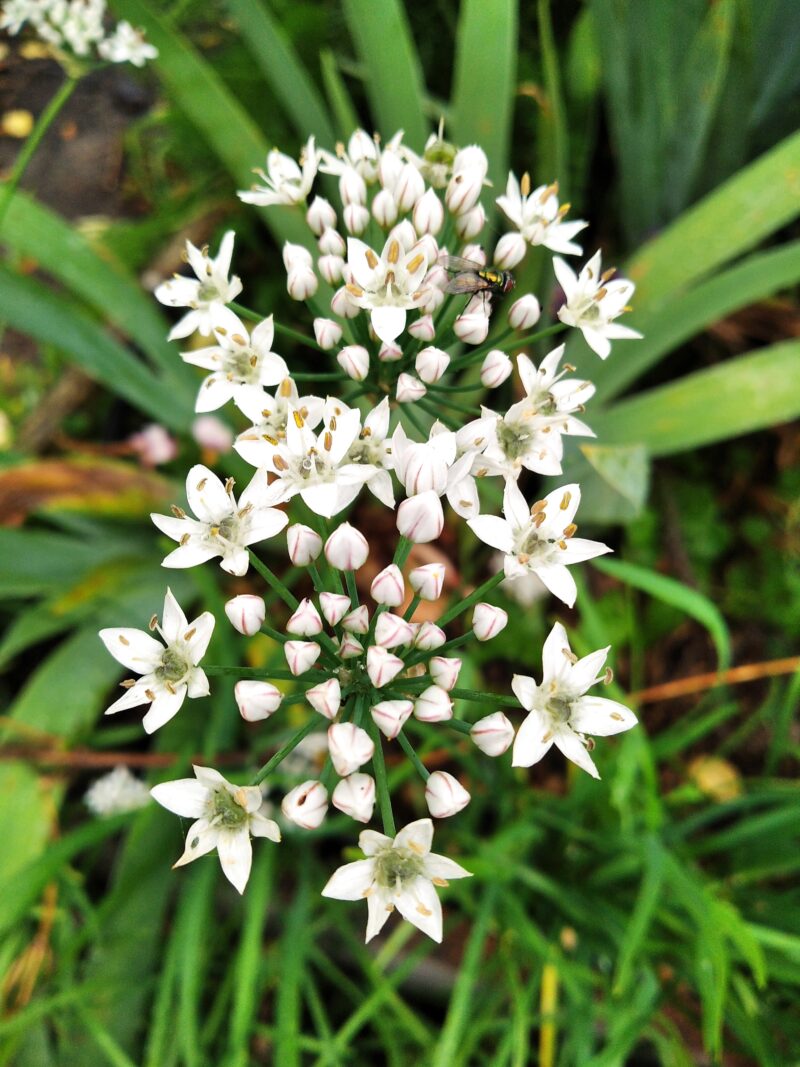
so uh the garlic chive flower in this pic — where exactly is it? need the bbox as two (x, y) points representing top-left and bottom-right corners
(345, 235), (430, 344)
(554, 251), (642, 360)
(496, 173), (587, 256)
(238, 136), (318, 207)
(154, 231), (243, 341)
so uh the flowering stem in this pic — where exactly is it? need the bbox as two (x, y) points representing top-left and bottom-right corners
(403, 594), (421, 621)
(0, 74), (79, 233)
(251, 718), (319, 786)
(437, 571), (505, 627)
(393, 535), (413, 571)
(396, 730), (430, 781)
(449, 688), (520, 707)
(248, 550), (300, 610)
(366, 715), (395, 837)
(344, 570), (359, 605)
(448, 718), (474, 735)
(228, 300), (325, 351)
(204, 664), (327, 681)
(400, 403), (430, 439)
(426, 381), (486, 394)
(420, 395), (476, 418)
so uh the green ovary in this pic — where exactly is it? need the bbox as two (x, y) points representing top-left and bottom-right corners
(375, 847), (425, 889)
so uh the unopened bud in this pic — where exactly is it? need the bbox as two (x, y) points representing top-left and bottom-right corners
(371, 698), (413, 740)
(284, 640), (321, 676)
(286, 598), (323, 637)
(328, 722), (374, 776)
(397, 491), (444, 543)
(343, 202), (370, 234)
(306, 196), (337, 235)
(337, 344), (370, 381)
(414, 684), (453, 722)
(455, 202), (486, 240)
(470, 711), (514, 756)
(378, 339), (403, 362)
(370, 564), (405, 607)
(313, 317), (343, 350)
(339, 167), (366, 206)
(283, 242), (313, 271)
(319, 253), (345, 285)
(480, 349), (513, 388)
(429, 656), (461, 691)
(472, 602), (508, 641)
(493, 232), (526, 270)
(425, 770), (471, 818)
(372, 188), (398, 228)
(224, 594), (265, 636)
(331, 284), (361, 317)
(338, 633), (364, 659)
(414, 621), (446, 651)
(395, 163), (425, 211)
(325, 523), (369, 571)
(287, 524), (323, 565)
(366, 646), (404, 688)
(453, 310), (489, 345)
(446, 169), (483, 216)
(508, 294), (541, 330)
(305, 678), (341, 720)
(234, 680), (282, 722)
(320, 591), (350, 626)
(408, 314), (435, 341)
(409, 562), (446, 601)
(332, 773), (375, 823)
(318, 226), (345, 256)
(281, 780), (328, 829)
(287, 265), (318, 301)
(375, 612), (415, 649)
(396, 373), (427, 403)
(341, 604), (369, 634)
(413, 188), (444, 235)
(415, 345), (450, 384)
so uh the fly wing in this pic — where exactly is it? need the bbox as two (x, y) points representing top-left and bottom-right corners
(443, 271), (489, 295)
(440, 254), (485, 273)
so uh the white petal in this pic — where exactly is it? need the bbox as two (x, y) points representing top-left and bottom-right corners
(217, 828), (253, 894)
(186, 612), (215, 662)
(99, 628), (163, 672)
(195, 374), (238, 413)
(249, 810), (281, 841)
(510, 673), (538, 711)
(186, 465), (232, 524)
(365, 890), (393, 942)
(161, 588), (188, 643)
(503, 479), (531, 531)
(569, 696), (638, 737)
(186, 667), (210, 698)
(141, 686), (187, 733)
(321, 859), (375, 900)
(553, 726), (600, 778)
(359, 829), (392, 856)
(511, 708), (554, 767)
(535, 563), (578, 608)
(467, 515), (514, 553)
(541, 621), (573, 684)
(394, 877), (442, 942)
(173, 820), (219, 867)
(393, 818), (433, 856)
(423, 853), (472, 881)
(161, 544), (220, 569)
(569, 647), (610, 693)
(104, 679), (154, 715)
(371, 305), (406, 345)
(150, 778), (209, 817)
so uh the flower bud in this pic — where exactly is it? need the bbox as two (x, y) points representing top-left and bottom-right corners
(313, 317), (343, 350)
(392, 220), (419, 252)
(470, 711), (514, 756)
(446, 170), (483, 215)
(414, 684), (453, 722)
(370, 699), (413, 740)
(319, 254), (345, 285)
(339, 167), (367, 206)
(378, 339), (403, 362)
(425, 770), (471, 818)
(378, 148), (403, 190)
(429, 656), (462, 690)
(455, 202), (486, 240)
(286, 597), (323, 637)
(409, 562), (446, 601)
(338, 633), (364, 659)
(341, 604), (370, 634)
(453, 145), (488, 179)
(234, 680), (282, 722)
(472, 602), (508, 641)
(493, 232), (526, 270)
(419, 283), (445, 315)
(328, 722), (374, 776)
(337, 344), (370, 381)
(413, 188), (444, 235)
(480, 349), (513, 388)
(332, 773), (375, 822)
(508, 294), (541, 330)
(281, 780), (328, 829)
(305, 678), (341, 720)
(283, 242), (313, 271)
(331, 283), (361, 317)
(397, 491), (444, 543)
(191, 415), (233, 453)
(415, 346), (450, 384)
(318, 226), (346, 256)
(372, 188), (398, 228)
(408, 314), (435, 341)
(224, 594), (265, 636)
(370, 564), (405, 607)
(366, 646), (405, 688)
(306, 196), (337, 235)
(287, 265), (318, 301)
(320, 591), (350, 626)
(396, 373), (427, 403)
(453, 310), (489, 345)
(395, 163), (425, 211)
(284, 640), (321, 676)
(375, 612), (415, 649)
(414, 621), (446, 651)
(325, 523), (369, 571)
(343, 202), (370, 235)
(287, 523), (323, 565)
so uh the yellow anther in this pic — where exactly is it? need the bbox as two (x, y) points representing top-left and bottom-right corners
(559, 491), (572, 510)
(387, 240), (400, 264)
(293, 410), (305, 428)
(196, 477), (207, 491)
(118, 634), (130, 645)
(365, 248), (379, 269)
(406, 252), (424, 274)
(184, 628), (196, 641)
(521, 171), (531, 197)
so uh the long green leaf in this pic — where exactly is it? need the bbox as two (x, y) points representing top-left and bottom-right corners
(593, 340), (800, 456)
(341, 0), (428, 148)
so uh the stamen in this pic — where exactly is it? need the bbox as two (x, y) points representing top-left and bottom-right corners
(520, 171), (531, 197)
(118, 635), (130, 645)
(387, 240), (400, 265)
(149, 614), (158, 631)
(196, 477), (207, 491)
(406, 252), (424, 274)
(365, 249), (379, 270)
(171, 505), (186, 519)
(559, 491), (572, 510)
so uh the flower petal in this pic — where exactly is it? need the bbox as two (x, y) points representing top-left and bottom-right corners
(511, 708), (554, 767)
(99, 628), (163, 672)
(394, 877), (443, 943)
(394, 818), (433, 856)
(151, 778), (209, 817)
(569, 696), (638, 737)
(217, 828), (253, 894)
(321, 859), (375, 900)
(141, 685), (187, 733)
(553, 726), (600, 778)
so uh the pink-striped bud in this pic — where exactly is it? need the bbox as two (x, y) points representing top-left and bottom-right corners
(366, 646), (404, 688)
(493, 232), (526, 270)
(332, 773), (375, 823)
(313, 317), (343, 350)
(378, 339), (403, 362)
(281, 780), (328, 829)
(234, 680), (282, 722)
(392, 220), (420, 251)
(306, 196), (337, 235)
(328, 722), (374, 776)
(419, 283), (445, 315)
(375, 612), (415, 649)
(429, 656), (462, 691)
(343, 202), (370, 235)
(320, 591), (350, 626)
(318, 226), (345, 256)
(287, 524), (323, 565)
(370, 698), (413, 740)
(425, 770), (471, 818)
(370, 564), (405, 607)
(480, 349), (513, 388)
(284, 640), (321, 676)
(395, 163), (425, 211)
(413, 187), (444, 235)
(395, 373), (427, 403)
(283, 242), (313, 271)
(453, 310), (489, 345)
(224, 594), (265, 636)
(286, 598), (323, 637)
(414, 684), (453, 722)
(339, 167), (367, 206)
(287, 266), (318, 301)
(446, 169), (483, 216)
(461, 244), (486, 266)
(455, 202), (486, 240)
(409, 562), (446, 601)
(337, 344), (370, 381)
(408, 314), (435, 341)
(414, 621), (446, 651)
(470, 711), (514, 756)
(338, 633), (364, 659)
(397, 491), (444, 543)
(415, 346), (450, 384)
(319, 254), (345, 285)
(330, 284), (360, 318)
(508, 294), (541, 330)
(305, 678), (341, 720)
(325, 523), (369, 571)
(371, 188), (398, 228)
(341, 605), (369, 634)
(472, 602), (508, 641)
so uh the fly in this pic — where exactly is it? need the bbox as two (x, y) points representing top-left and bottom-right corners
(440, 255), (516, 299)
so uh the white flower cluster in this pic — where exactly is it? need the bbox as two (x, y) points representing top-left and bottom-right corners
(0, 0), (157, 66)
(99, 126), (641, 942)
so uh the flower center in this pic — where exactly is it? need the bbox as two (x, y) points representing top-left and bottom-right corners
(211, 788), (249, 829)
(374, 846), (425, 890)
(496, 419), (533, 460)
(546, 695), (573, 724)
(197, 280), (219, 302)
(157, 647), (189, 683)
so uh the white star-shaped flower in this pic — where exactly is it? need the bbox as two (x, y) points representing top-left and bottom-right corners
(512, 622), (637, 777)
(497, 173), (587, 255)
(345, 235), (430, 344)
(321, 818), (471, 943)
(341, 396), (396, 508)
(233, 378), (325, 467)
(154, 231), (243, 341)
(99, 589), (214, 733)
(151, 464), (288, 577)
(151, 765), (280, 893)
(468, 481), (610, 607)
(238, 136), (318, 207)
(554, 251), (642, 359)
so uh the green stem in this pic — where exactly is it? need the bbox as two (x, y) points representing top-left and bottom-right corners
(228, 301), (324, 351)
(403, 594), (421, 621)
(396, 730), (430, 781)
(405, 631), (473, 668)
(367, 716), (395, 836)
(449, 688), (520, 707)
(447, 718), (473, 736)
(251, 718), (319, 785)
(345, 570), (359, 605)
(0, 74), (79, 233)
(248, 550), (300, 610)
(400, 402), (430, 439)
(437, 571), (505, 627)
(204, 664), (327, 681)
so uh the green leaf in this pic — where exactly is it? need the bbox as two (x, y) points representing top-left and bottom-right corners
(581, 443), (650, 512)
(0, 764), (51, 896)
(320, 48), (361, 139)
(612, 836), (665, 996)
(341, 0), (428, 148)
(0, 528), (144, 598)
(224, 0), (336, 146)
(450, 0), (518, 190)
(592, 557), (731, 669)
(593, 341), (800, 456)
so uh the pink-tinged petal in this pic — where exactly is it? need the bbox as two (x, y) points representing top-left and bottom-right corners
(150, 778), (209, 817)
(141, 686), (187, 733)
(535, 563), (578, 608)
(250, 810), (281, 841)
(186, 612), (215, 662)
(161, 588), (189, 642)
(161, 544), (220, 569)
(394, 877), (443, 942)
(541, 622), (573, 685)
(569, 696), (637, 737)
(173, 819), (219, 867)
(104, 679), (155, 715)
(195, 374), (238, 413)
(370, 306), (406, 345)
(365, 890), (393, 942)
(510, 673), (538, 711)
(358, 829), (392, 857)
(511, 708), (554, 767)
(99, 628), (163, 672)
(321, 859), (376, 900)
(186, 667), (210, 699)
(217, 828), (253, 894)
(467, 515), (514, 553)
(502, 479), (531, 531)
(423, 853), (472, 881)
(394, 818), (433, 856)
(553, 726), (600, 778)
(186, 465), (231, 523)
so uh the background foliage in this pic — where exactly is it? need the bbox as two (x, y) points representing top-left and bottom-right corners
(1, 0), (799, 1063)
